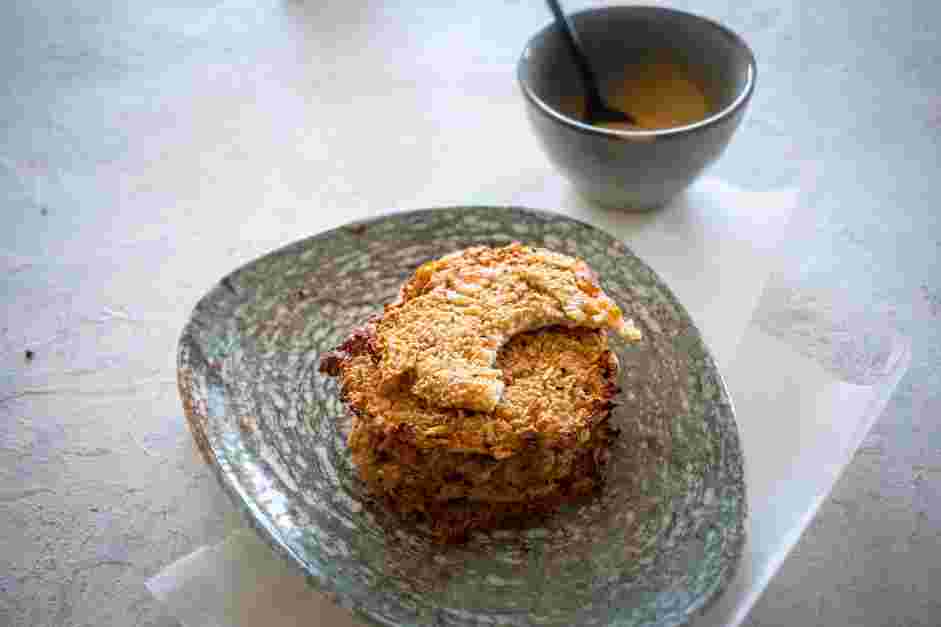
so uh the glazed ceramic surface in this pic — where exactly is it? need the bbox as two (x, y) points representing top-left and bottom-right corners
(177, 207), (746, 627)
(519, 6), (756, 210)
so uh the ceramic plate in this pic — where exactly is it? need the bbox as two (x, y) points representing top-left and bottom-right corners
(177, 207), (746, 627)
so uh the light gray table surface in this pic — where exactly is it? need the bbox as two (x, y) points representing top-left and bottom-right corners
(2, 1), (939, 626)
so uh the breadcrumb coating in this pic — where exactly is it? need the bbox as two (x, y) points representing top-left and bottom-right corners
(375, 243), (640, 412)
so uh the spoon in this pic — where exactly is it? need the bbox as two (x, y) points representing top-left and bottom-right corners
(545, 0), (638, 128)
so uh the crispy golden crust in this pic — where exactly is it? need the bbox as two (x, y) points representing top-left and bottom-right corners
(349, 412), (616, 544)
(333, 323), (617, 453)
(321, 323), (619, 542)
(318, 245), (629, 542)
(374, 243), (639, 412)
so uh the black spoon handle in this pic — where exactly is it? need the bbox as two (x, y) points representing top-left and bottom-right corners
(544, 0), (606, 115)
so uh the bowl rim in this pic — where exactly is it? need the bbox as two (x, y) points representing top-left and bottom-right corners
(517, 5), (757, 139)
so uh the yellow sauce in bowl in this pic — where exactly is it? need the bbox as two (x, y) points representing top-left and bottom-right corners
(562, 54), (714, 131)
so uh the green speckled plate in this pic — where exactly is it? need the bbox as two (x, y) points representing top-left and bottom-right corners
(177, 207), (745, 627)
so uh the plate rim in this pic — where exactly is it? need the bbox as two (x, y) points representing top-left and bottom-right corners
(177, 205), (747, 627)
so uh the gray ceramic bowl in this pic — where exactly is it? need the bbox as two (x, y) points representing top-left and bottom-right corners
(518, 6), (756, 210)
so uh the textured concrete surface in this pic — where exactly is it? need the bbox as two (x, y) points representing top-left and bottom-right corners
(725, 1), (941, 625)
(1, 1), (939, 626)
